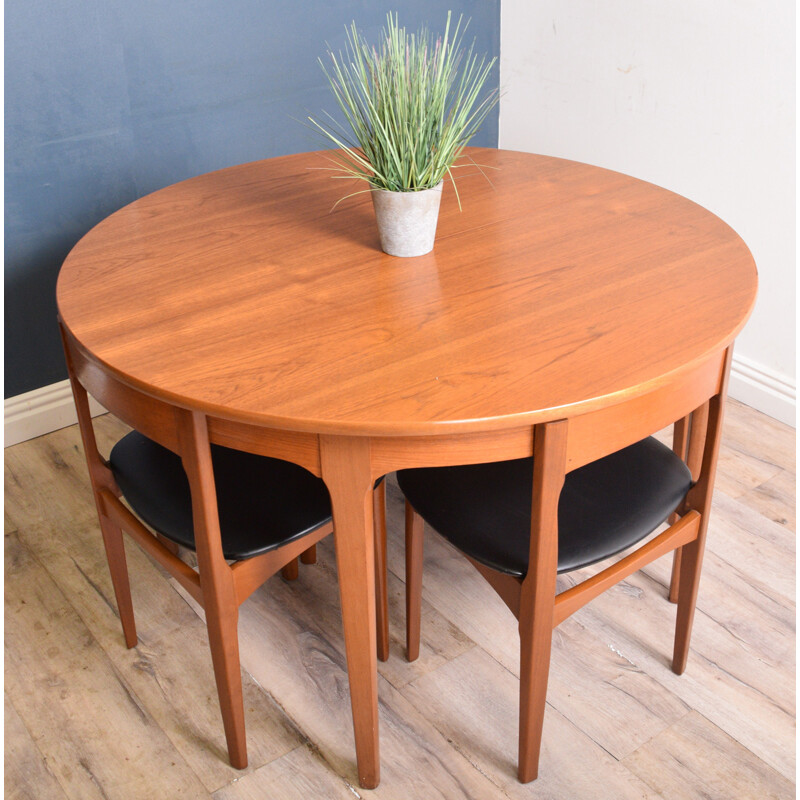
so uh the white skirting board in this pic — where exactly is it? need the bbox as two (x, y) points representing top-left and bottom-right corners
(4, 379), (107, 448)
(728, 353), (796, 428)
(4, 355), (796, 448)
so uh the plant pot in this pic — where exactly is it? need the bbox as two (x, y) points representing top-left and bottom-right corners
(371, 182), (443, 257)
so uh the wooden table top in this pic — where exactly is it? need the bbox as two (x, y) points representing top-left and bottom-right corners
(57, 148), (757, 436)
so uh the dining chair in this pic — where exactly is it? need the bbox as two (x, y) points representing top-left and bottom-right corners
(61, 322), (388, 769)
(397, 350), (731, 782)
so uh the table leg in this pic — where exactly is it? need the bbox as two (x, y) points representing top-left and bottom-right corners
(319, 435), (380, 789)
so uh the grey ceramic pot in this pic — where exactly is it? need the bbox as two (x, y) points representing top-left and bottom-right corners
(371, 182), (443, 257)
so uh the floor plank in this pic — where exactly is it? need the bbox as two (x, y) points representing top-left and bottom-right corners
(403, 647), (659, 799)
(622, 710), (794, 799)
(212, 746), (357, 800)
(741, 467), (795, 530)
(713, 399), (795, 498)
(546, 616), (690, 761)
(4, 417), (126, 533)
(15, 514), (300, 794)
(582, 568), (795, 780)
(5, 692), (70, 800)
(4, 531), (211, 800)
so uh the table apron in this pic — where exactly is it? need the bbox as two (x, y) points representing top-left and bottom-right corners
(207, 349), (727, 479)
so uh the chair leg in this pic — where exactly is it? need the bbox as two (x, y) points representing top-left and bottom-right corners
(668, 416), (690, 603)
(281, 558), (299, 580)
(518, 418), (567, 783)
(668, 547), (682, 603)
(672, 537), (705, 675)
(405, 501), (424, 663)
(300, 545), (317, 564)
(673, 389), (725, 675)
(205, 596), (248, 769)
(517, 603), (555, 783)
(373, 481), (390, 662)
(98, 514), (137, 648)
(178, 408), (248, 769)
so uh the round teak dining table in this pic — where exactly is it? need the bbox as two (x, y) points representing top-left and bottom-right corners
(57, 148), (757, 788)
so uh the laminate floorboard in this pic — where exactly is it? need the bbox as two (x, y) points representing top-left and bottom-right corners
(5, 691), (70, 800)
(4, 399), (795, 798)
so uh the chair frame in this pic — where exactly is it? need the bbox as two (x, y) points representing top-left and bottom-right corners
(404, 346), (733, 782)
(61, 321), (389, 769)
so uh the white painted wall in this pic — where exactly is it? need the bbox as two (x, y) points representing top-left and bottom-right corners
(500, 1), (795, 425)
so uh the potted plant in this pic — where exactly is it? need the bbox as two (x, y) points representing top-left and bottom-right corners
(308, 12), (499, 257)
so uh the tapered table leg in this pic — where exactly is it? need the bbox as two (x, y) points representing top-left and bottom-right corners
(320, 435), (380, 789)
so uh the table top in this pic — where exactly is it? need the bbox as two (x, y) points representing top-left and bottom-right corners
(57, 148), (757, 437)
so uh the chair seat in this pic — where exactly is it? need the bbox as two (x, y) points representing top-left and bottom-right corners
(110, 432), (333, 560)
(396, 437), (692, 577)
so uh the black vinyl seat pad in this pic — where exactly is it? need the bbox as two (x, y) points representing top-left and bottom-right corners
(109, 431), (333, 561)
(397, 437), (692, 577)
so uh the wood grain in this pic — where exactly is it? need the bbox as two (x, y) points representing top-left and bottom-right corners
(743, 468), (796, 530)
(318, 435), (380, 788)
(57, 149), (757, 436)
(4, 531), (211, 800)
(622, 711), (794, 799)
(402, 647), (659, 799)
(5, 422), (306, 793)
(585, 499), (795, 780)
(4, 693), (70, 800)
(211, 746), (356, 800)
(517, 420), (567, 781)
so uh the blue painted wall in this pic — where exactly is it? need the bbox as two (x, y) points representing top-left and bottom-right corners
(5, 0), (500, 398)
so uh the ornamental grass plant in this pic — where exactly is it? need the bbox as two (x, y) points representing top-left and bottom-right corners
(309, 12), (499, 205)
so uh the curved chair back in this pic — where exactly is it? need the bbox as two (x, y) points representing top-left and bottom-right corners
(399, 345), (733, 783)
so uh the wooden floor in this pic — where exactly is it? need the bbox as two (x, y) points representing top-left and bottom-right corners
(4, 398), (795, 799)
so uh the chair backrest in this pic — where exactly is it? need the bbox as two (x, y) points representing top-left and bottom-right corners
(564, 347), (729, 473)
(60, 319), (339, 593)
(60, 321), (230, 576)
(524, 345), (733, 612)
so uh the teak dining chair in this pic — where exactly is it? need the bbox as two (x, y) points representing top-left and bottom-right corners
(397, 349), (732, 782)
(61, 322), (388, 769)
